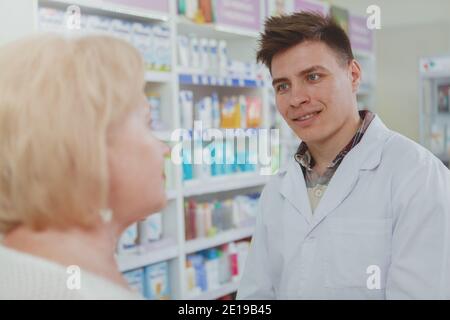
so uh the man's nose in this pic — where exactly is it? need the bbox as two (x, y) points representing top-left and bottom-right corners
(289, 84), (310, 108)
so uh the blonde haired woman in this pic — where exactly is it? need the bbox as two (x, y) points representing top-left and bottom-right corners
(0, 35), (169, 299)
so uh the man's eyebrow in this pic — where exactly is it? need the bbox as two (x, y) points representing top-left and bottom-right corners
(298, 65), (328, 75)
(272, 65), (328, 87)
(272, 77), (288, 87)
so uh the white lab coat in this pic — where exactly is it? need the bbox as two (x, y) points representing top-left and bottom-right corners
(237, 116), (450, 300)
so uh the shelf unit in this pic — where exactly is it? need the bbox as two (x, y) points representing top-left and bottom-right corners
(22, 0), (267, 300)
(166, 189), (177, 200)
(183, 173), (269, 197)
(8, 0), (377, 300)
(145, 71), (172, 83)
(117, 238), (178, 272)
(176, 16), (260, 40)
(39, 0), (170, 21)
(185, 225), (254, 255)
(419, 56), (450, 167)
(177, 72), (265, 88)
(190, 281), (239, 300)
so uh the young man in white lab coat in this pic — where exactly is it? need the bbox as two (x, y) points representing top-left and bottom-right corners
(237, 12), (450, 299)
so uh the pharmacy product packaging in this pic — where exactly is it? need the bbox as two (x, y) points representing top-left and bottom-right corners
(178, 35), (190, 67)
(110, 18), (132, 42)
(132, 22), (153, 70)
(189, 35), (200, 69)
(123, 268), (145, 296)
(144, 262), (171, 300)
(139, 212), (163, 245)
(117, 223), (138, 255)
(180, 90), (194, 129)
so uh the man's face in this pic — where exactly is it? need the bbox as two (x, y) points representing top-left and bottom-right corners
(271, 41), (361, 144)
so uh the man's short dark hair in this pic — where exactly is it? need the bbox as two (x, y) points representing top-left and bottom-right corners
(257, 12), (354, 71)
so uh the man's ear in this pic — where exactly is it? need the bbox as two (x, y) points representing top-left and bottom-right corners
(349, 59), (362, 93)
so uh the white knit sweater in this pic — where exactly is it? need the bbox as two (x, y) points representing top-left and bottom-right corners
(0, 245), (142, 300)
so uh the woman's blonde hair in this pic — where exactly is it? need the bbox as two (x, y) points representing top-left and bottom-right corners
(0, 34), (145, 233)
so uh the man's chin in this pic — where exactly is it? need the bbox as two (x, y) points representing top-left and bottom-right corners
(291, 127), (319, 143)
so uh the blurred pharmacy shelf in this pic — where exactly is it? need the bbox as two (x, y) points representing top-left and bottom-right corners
(22, 0), (376, 300)
(176, 16), (259, 40)
(190, 281), (239, 300)
(152, 130), (173, 142)
(183, 173), (269, 197)
(178, 73), (264, 88)
(40, 0), (169, 21)
(166, 189), (177, 200)
(419, 56), (450, 167)
(184, 225), (254, 255)
(116, 238), (178, 272)
(145, 71), (172, 83)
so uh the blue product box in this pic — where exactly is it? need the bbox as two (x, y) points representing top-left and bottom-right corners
(123, 268), (145, 297)
(143, 262), (171, 300)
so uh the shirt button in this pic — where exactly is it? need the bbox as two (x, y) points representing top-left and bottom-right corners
(314, 188), (323, 198)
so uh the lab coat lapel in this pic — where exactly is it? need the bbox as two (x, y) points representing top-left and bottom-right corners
(279, 156), (313, 224)
(308, 116), (392, 233)
(309, 147), (362, 229)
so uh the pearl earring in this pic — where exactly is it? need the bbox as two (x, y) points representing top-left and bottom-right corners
(99, 208), (113, 224)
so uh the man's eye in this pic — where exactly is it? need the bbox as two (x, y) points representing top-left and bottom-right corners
(276, 83), (289, 92)
(307, 73), (321, 81)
